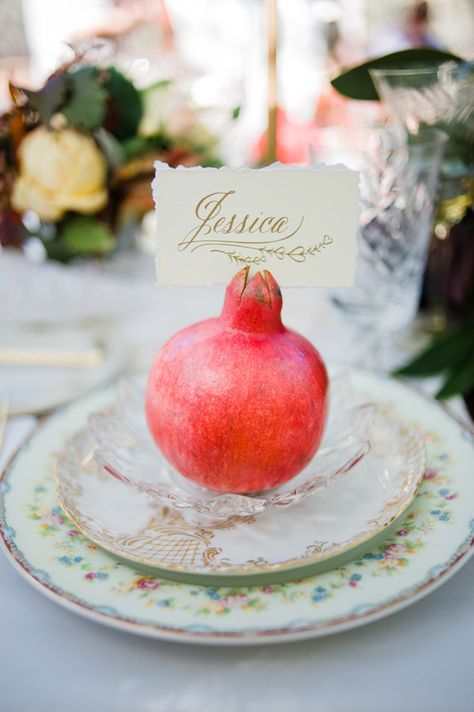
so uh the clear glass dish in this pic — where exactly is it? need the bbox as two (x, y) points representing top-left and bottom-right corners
(74, 374), (377, 520)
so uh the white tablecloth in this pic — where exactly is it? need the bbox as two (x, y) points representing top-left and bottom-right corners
(1, 253), (473, 711)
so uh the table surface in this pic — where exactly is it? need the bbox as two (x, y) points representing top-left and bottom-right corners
(1, 259), (473, 712)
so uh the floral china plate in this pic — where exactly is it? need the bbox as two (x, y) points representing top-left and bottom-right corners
(1, 369), (473, 644)
(52, 373), (425, 583)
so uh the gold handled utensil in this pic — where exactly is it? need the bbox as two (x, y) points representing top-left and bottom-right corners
(0, 347), (104, 368)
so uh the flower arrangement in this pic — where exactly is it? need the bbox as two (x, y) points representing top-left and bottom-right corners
(0, 60), (222, 261)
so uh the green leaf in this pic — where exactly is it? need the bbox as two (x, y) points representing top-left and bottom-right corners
(202, 157), (224, 168)
(43, 241), (76, 263)
(23, 74), (69, 125)
(331, 48), (462, 101)
(232, 105), (241, 120)
(436, 356), (474, 399)
(104, 67), (142, 140)
(93, 127), (125, 169)
(59, 215), (114, 254)
(122, 134), (171, 160)
(141, 79), (172, 95)
(62, 66), (107, 130)
(394, 324), (474, 377)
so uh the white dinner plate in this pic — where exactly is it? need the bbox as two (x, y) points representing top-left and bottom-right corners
(0, 323), (125, 415)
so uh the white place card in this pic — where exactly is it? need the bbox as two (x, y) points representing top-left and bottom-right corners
(153, 162), (358, 287)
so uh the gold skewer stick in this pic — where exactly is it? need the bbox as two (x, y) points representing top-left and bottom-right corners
(266, 0), (278, 165)
(158, 0), (175, 52)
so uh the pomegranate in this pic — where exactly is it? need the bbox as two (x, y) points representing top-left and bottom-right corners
(146, 268), (328, 493)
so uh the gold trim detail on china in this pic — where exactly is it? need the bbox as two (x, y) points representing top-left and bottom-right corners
(55, 404), (426, 576)
(1, 369), (473, 643)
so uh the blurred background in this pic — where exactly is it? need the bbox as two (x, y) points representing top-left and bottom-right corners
(0, 0), (473, 417)
(1, 0), (473, 163)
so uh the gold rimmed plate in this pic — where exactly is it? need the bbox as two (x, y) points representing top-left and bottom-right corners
(2, 368), (473, 645)
(54, 371), (425, 585)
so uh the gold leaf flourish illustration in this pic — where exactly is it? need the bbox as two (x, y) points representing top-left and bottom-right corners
(211, 235), (334, 265)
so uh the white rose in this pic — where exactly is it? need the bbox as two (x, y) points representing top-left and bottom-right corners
(139, 83), (205, 141)
(139, 83), (175, 137)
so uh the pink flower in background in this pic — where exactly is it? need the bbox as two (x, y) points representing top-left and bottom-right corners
(84, 572), (109, 581)
(396, 528), (409, 537)
(384, 543), (407, 559)
(227, 593), (249, 605)
(136, 578), (160, 591)
(348, 573), (362, 588)
(44, 511), (64, 527)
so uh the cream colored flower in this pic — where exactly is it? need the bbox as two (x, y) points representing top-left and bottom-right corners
(12, 127), (108, 221)
(139, 83), (176, 138)
(139, 83), (214, 147)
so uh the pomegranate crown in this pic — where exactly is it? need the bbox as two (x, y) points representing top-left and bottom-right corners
(221, 267), (284, 334)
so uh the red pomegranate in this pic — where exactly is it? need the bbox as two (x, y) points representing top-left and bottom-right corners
(146, 268), (328, 493)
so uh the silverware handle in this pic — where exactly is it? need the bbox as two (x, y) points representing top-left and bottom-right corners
(0, 348), (104, 368)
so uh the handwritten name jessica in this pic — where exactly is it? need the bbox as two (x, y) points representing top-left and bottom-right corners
(178, 190), (304, 252)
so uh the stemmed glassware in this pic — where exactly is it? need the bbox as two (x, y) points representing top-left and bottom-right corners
(310, 125), (447, 370)
(370, 62), (474, 330)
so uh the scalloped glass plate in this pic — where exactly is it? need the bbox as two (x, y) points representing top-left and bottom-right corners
(54, 375), (425, 582)
(64, 375), (376, 520)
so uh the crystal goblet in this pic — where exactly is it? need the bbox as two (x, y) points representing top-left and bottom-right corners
(310, 126), (447, 369)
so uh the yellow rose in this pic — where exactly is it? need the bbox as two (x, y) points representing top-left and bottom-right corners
(12, 127), (108, 221)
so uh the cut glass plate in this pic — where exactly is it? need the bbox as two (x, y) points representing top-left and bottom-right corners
(79, 374), (377, 520)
